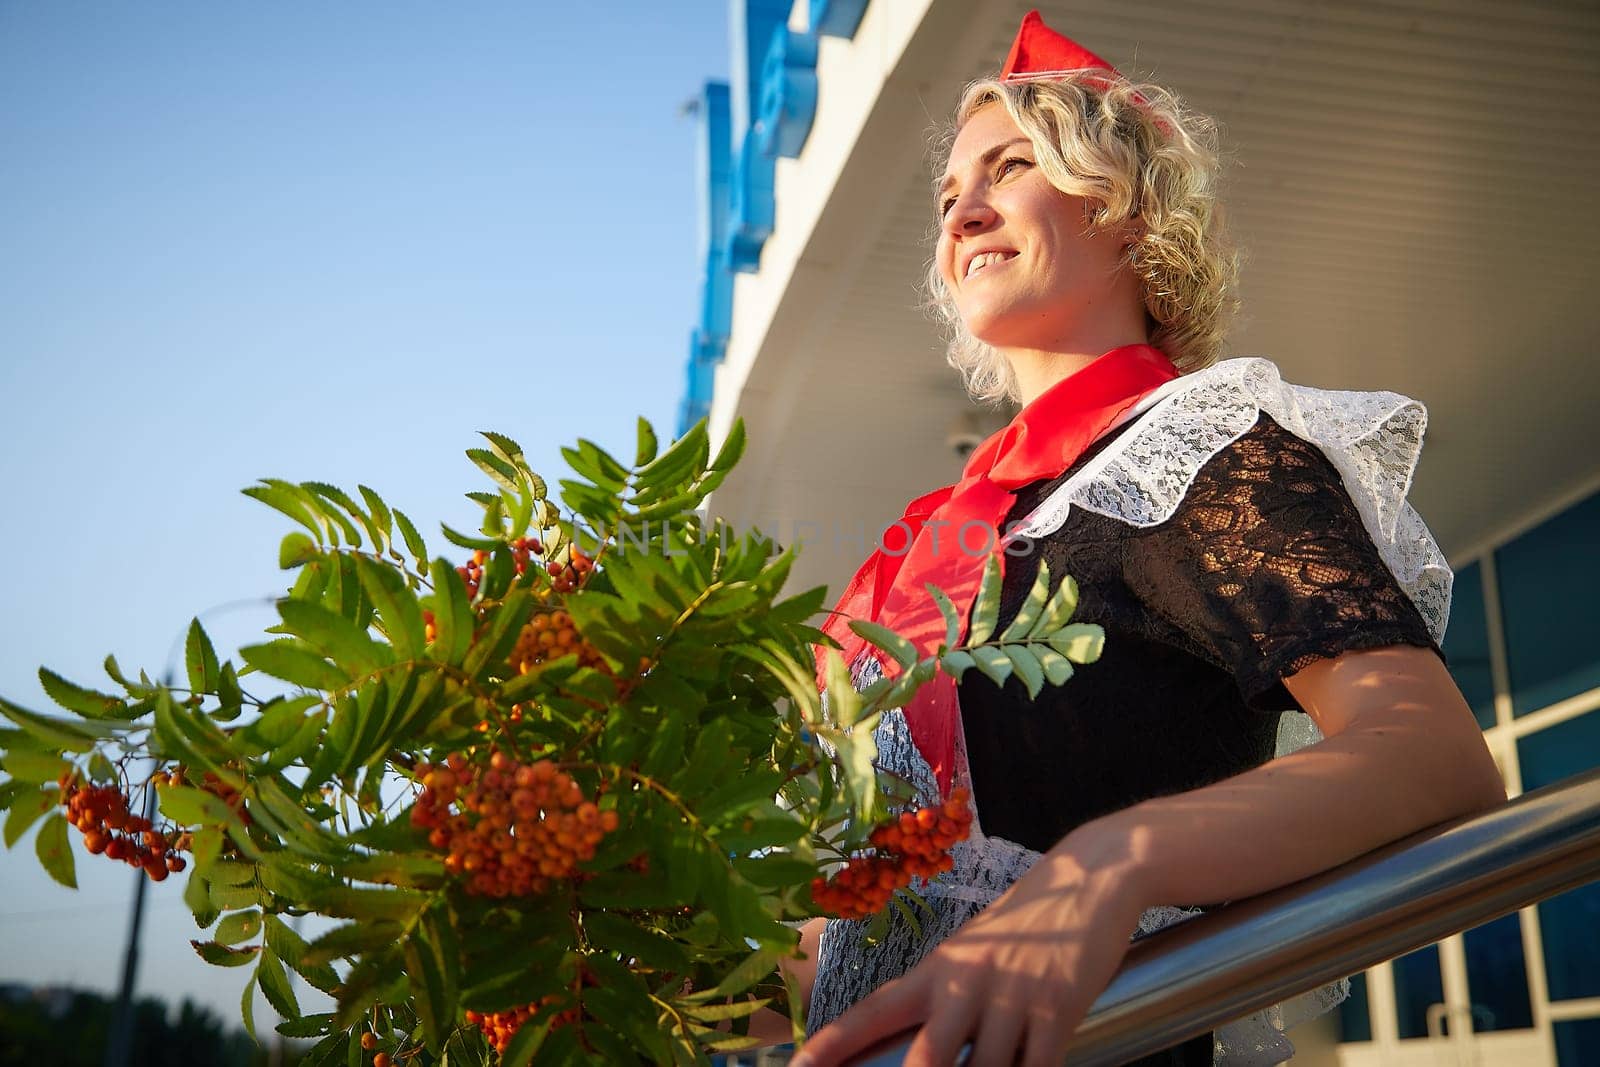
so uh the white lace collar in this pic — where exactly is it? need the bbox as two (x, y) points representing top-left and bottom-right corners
(1011, 357), (1453, 643)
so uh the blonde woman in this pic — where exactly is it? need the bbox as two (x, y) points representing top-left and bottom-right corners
(777, 11), (1503, 1067)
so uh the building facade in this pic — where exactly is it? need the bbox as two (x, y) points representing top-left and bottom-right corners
(681, 1), (1600, 1062)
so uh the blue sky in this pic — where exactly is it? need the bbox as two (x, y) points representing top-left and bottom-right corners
(0, 1), (728, 1029)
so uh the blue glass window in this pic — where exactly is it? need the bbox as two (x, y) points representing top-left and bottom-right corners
(1337, 970), (1372, 1042)
(1497, 492), (1600, 716)
(1519, 710), (1600, 1001)
(1392, 944), (1444, 1039)
(1442, 561), (1496, 731)
(1463, 912), (1532, 1031)
(1555, 1018), (1600, 1067)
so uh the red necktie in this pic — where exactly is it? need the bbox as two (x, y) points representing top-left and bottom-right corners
(817, 344), (1179, 795)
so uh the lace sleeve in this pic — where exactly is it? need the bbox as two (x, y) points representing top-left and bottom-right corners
(1122, 414), (1443, 710)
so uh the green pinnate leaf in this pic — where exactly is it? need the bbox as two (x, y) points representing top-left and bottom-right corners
(194, 940), (261, 968)
(938, 649), (976, 679)
(847, 620), (918, 670)
(239, 640), (346, 692)
(279, 531), (320, 570)
(34, 812), (75, 888)
(634, 417), (658, 466)
(38, 667), (127, 719)
(392, 509), (429, 570)
(0, 748), (68, 785)
(710, 419), (746, 474)
(467, 448), (521, 494)
(264, 914), (340, 993)
(3, 787), (58, 848)
(1031, 574), (1081, 636)
(926, 583), (962, 650)
(970, 646), (1013, 688)
(216, 908), (263, 945)
(242, 482), (325, 541)
(965, 556), (1004, 646)
(1036, 646), (1076, 687)
(1047, 622), (1105, 663)
(277, 599), (391, 676)
(426, 559), (474, 666)
(1001, 560), (1051, 642)
(1006, 646), (1044, 699)
(354, 556), (426, 659)
(256, 947), (301, 1021)
(185, 619), (221, 695)
(480, 430), (526, 466)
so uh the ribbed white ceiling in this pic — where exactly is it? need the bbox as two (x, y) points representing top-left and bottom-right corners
(715, 0), (1600, 598)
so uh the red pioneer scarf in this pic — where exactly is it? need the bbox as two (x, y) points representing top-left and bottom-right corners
(816, 344), (1179, 795)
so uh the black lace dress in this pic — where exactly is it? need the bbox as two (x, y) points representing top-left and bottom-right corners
(808, 412), (1443, 1064)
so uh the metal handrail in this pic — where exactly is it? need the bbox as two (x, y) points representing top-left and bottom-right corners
(852, 767), (1600, 1065)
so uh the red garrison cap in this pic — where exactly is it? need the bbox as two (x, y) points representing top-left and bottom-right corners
(1000, 9), (1121, 83)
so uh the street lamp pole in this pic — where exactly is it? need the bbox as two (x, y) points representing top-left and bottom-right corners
(101, 596), (276, 1067)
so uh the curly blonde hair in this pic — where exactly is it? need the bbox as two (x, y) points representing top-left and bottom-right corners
(926, 74), (1241, 406)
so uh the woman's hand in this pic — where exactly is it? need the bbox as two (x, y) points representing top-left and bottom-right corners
(791, 834), (1147, 1067)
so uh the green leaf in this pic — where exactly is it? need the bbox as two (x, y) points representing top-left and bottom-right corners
(240, 973), (256, 1041)
(216, 908), (263, 945)
(439, 523), (500, 553)
(393, 509), (429, 570)
(427, 559), (474, 666)
(243, 482), (324, 540)
(304, 481), (384, 549)
(710, 418), (747, 473)
(3, 788), (58, 847)
(185, 619), (221, 695)
(303, 921), (407, 967)
(214, 664), (245, 722)
(0, 748), (68, 784)
(158, 784), (244, 828)
(264, 914), (341, 993)
(310, 885), (428, 923)
(257, 947), (301, 1021)
(499, 1015), (554, 1067)
(279, 531), (320, 569)
(34, 813), (76, 888)
(970, 646), (1013, 688)
(277, 599), (391, 676)
(581, 912), (691, 973)
(820, 650), (862, 729)
(1007, 645), (1044, 699)
(404, 920), (457, 1054)
(1036, 646), (1075, 687)
(847, 620), (918, 670)
(634, 417), (659, 466)
(965, 556), (1004, 645)
(1032, 574), (1081, 636)
(480, 430), (527, 467)
(467, 448), (522, 494)
(239, 640), (346, 691)
(275, 1012), (335, 1039)
(194, 940), (261, 968)
(702, 947), (780, 999)
(938, 649), (976, 680)
(1001, 560), (1051, 642)
(1047, 623), (1105, 663)
(37, 668), (126, 719)
(358, 486), (393, 541)
(355, 556), (426, 660)
(682, 998), (772, 1023)
(925, 583), (963, 651)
